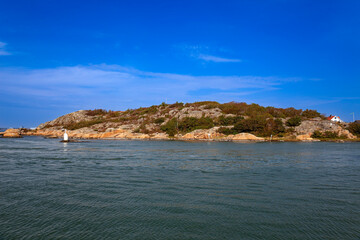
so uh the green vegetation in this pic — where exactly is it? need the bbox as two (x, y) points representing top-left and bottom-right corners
(233, 116), (266, 133)
(217, 127), (237, 135)
(133, 123), (150, 134)
(86, 109), (108, 116)
(106, 110), (121, 118)
(160, 117), (214, 136)
(217, 115), (244, 126)
(83, 102), (321, 123)
(311, 130), (347, 139)
(301, 109), (321, 119)
(178, 117), (214, 132)
(185, 101), (219, 108)
(217, 116), (285, 137)
(169, 102), (184, 109)
(66, 118), (105, 130)
(141, 105), (158, 115)
(348, 122), (360, 136)
(44, 101), (327, 139)
(286, 116), (302, 127)
(160, 118), (177, 137)
(154, 117), (165, 124)
(217, 102), (308, 118)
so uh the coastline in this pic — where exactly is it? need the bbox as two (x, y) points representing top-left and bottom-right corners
(19, 129), (359, 143)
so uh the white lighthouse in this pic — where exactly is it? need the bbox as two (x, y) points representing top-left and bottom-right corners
(63, 129), (69, 142)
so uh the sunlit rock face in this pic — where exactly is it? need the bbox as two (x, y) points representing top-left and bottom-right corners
(3, 129), (22, 138)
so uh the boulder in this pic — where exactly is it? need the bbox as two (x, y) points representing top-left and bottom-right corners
(296, 133), (319, 141)
(3, 129), (22, 138)
(230, 133), (264, 141)
(150, 133), (168, 140)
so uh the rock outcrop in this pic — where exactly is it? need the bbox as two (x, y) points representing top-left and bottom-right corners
(3, 129), (22, 138)
(37, 110), (93, 129)
(231, 133), (265, 141)
(295, 120), (356, 139)
(296, 133), (319, 141)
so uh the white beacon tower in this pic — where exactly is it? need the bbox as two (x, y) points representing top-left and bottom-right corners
(63, 129), (69, 142)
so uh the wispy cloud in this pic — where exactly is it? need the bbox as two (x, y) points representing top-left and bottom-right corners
(175, 44), (241, 63)
(197, 54), (242, 63)
(0, 42), (11, 56)
(0, 64), (297, 110)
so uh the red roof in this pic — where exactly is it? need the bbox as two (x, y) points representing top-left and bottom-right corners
(327, 115), (341, 120)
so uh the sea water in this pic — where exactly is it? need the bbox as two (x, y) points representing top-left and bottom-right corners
(0, 136), (359, 239)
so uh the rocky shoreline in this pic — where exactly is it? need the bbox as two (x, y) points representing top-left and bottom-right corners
(2, 101), (359, 142)
(14, 127), (357, 142)
(22, 128), (267, 142)
(2, 127), (358, 142)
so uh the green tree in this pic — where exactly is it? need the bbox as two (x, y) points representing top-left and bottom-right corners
(160, 118), (177, 137)
(348, 122), (360, 136)
(217, 115), (244, 126)
(178, 117), (214, 132)
(311, 130), (323, 138)
(286, 116), (302, 127)
(233, 116), (266, 133)
(302, 109), (321, 118)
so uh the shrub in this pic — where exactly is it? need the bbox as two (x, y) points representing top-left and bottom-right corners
(204, 102), (221, 109)
(134, 123), (149, 134)
(261, 118), (285, 136)
(169, 102), (184, 109)
(302, 109), (321, 119)
(348, 122), (360, 136)
(217, 115), (244, 126)
(219, 102), (247, 115)
(311, 130), (345, 139)
(66, 118), (105, 130)
(286, 116), (302, 127)
(178, 117), (214, 133)
(160, 118), (178, 137)
(190, 101), (219, 108)
(217, 127), (236, 135)
(245, 103), (267, 117)
(141, 105), (158, 115)
(283, 107), (302, 118)
(233, 116), (267, 133)
(86, 109), (108, 116)
(274, 118), (286, 133)
(218, 102), (307, 119)
(265, 107), (286, 118)
(311, 130), (323, 138)
(107, 110), (121, 118)
(118, 117), (130, 122)
(323, 131), (339, 138)
(286, 127), (295, 133)
(154, 117), (165, 124)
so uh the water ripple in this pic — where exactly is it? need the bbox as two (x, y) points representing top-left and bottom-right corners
(0, 137), (359, 239)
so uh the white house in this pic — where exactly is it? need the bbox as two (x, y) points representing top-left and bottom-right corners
(327, 115), (343, 123)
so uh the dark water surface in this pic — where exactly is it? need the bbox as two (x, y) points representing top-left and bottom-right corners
(1, 137), (359, 239)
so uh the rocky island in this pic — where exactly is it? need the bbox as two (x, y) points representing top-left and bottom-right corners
(18, 101), (360, 142)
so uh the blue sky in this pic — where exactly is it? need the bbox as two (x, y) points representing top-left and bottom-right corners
(0, 0), (359, 127)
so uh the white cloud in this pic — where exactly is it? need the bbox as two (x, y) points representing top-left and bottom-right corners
(175, 44), (241, 63)
(197, 54), (242, 63)
(0, 64), (297, 110)
(0, 42), (11, 56)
